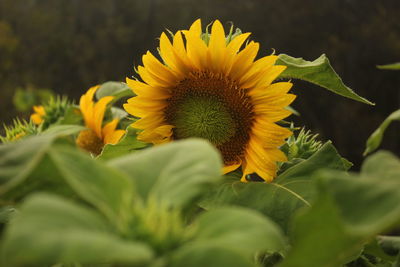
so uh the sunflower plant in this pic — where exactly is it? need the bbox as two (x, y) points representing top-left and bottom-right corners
(1, 20), (400, 267)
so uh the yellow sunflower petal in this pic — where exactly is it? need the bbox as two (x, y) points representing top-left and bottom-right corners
(208, 20), (226, 72)
(142, 51), (181, 83)
(228, 41), (260, 81)
(138, 66), (171, 88)
(243, 158), (275, 182)
(249, 82), (293, 98)
(172, 31), (192, 70)
(104, 129), (126, 145)
(255, 65), (287, 87)
(244, 142), (278, 182)
(250, 118), (293, 149)
(102, 119), (118, 138)
(132, 114), (166, 130)
(184, 19), (208, 69)
(80, 86), (97, 116)
(137, 125), (174, 144)
(30, 113), (44, 125)
(124, 98), (167, 117)
(93, 96), (114, 138)
(253, 93), (296, 108)
(79, 86), (99, 131)
(126, 78), (170, 99)
(239, 55), (278, 88)
(227, 32), (251, 53)
(223, 32), (251, 73)
(159, 32), (191, 76)
(222, 161), (241, 174)
(33, 105), (45, 116)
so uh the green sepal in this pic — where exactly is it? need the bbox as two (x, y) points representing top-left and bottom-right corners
(377, 62), (400, 70)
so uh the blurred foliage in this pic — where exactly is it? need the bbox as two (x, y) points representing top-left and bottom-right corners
(13, 87), (54, 112)
(0, 0), (400, 167)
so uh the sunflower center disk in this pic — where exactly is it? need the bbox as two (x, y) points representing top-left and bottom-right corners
(76, 129), (104, 155)
(164, 72), (255, 165)
(173, 96), (237, 145)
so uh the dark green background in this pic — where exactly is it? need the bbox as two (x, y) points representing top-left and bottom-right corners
(0, 0), (399, 168)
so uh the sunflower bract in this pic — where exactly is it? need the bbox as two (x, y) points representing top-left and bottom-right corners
(124, 19), (296, 182)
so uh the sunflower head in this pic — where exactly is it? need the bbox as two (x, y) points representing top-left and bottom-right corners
(76, 86), (126, 155)
(124, 19), (296, 182)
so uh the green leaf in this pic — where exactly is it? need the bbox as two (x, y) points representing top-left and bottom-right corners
(57, 105), (82, 125)
(108, 139), (222, 209)
(0, 206), (15, 224)
(42, 124), (84, 136)
(377, 236), (400, 257)
(363, 237), (397, 262)
(361, 150), (400, 180)
(276, 54), (374, 105)
(96, 81), (135, 102)
(1, 193), (153, 266)
(170, 244), (256, 267)
(192, 207), (285, 256)
(363, 109), (400, 156)
(0, 134), (57, 196)
(110, 107), (128, 119)
(281, 151), (400, 267)
(98, 126), (148, 160)
(201, 142), (349, 232)
(0, 131), (84, 201)
(48, 145), (136, 233)
(280, 192), (362, 267)
(377, 62), (400, 70)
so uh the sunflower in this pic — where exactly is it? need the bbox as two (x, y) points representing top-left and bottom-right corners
(30, 105), (45, 125)
(76, 86), (126, 155)
(124, 19), (296, 182)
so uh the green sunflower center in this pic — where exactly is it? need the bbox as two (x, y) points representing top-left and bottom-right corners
(173, 95), (237, 144)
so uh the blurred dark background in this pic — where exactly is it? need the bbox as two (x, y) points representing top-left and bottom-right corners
(1, 0), (399, 168)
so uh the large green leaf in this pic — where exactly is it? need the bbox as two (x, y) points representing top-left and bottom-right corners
(108, 139), (222, 209)
(200, 142), (349, 232)
(0, 134), (73, 200)
(0, 127), (87, 201)
(276, 54), (374, 105)
(363, 109), (400, 156)
(170, 244), (256, 267)
(95, 81), (135, 102)
(0, 135), (53, 189)
(170, 207), (285, 267)
(49, 145), (136, 233)
(0, 193), (153, 266)
(0, 130), (136, 233)
(280, 192), (361, 267)
(192, 207), (285, 256)
(98, 126), (148, 160)
(281, 151), (400, 267)
(0, 125), (82, 192)
(42, 124), (84, 135)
